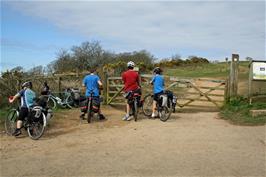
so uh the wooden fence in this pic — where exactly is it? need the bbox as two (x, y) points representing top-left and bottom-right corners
(0, 73), (85, 106)
(106, 74), (227, 109)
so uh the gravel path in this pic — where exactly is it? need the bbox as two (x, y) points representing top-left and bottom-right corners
(1, 106), (265, 177)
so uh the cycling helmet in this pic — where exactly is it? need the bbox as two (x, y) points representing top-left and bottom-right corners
(153, 67), (162, 74)
(127, 61), (135, 68)
(21, 81), (32, 89)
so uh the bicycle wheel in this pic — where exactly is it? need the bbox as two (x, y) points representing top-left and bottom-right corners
(159, 102), (172, 122)
(87, 100), (92, 123)
(133, 99), (138, 121)
(65, 95), (74, 109)
(5, 109), (18, 135)
(27, 112), (46, 140)
(47, 97), (56, 110)
(142, 94), (153, 117)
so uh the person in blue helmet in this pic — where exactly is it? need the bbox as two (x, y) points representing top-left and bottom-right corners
(9, 81), (36, 136)
(150, 67), (164, 118)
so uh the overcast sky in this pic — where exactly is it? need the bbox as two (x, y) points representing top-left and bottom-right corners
(1, 0), (265, 71)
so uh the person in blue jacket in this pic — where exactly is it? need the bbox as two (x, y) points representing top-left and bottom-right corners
(81, 68), (105, 120)
(9, 81), (36, 136)
(150, 67), (164, 118)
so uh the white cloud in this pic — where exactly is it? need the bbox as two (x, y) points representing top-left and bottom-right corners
(6, 1), (266, 60)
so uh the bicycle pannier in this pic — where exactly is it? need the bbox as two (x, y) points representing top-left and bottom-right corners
(159, 94), (168, 107)
(92, 98), (100, 113)
(80, 99), (87, 113)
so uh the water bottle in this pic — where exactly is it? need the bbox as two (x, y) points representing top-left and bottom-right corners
(56, 97), (62, 104)
(46, 109), (53, 122)
(161, 95), (168, 107)
(172, 96), (177, 104)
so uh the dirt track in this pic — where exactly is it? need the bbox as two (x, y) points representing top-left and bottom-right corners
(1, 105), (265, 177)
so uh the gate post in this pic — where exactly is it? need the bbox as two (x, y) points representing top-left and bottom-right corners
(58, 76), (62, 97)
(224, 79), (230, 103)
(103, 72), (108, 104)
(229, 54), (239, 99)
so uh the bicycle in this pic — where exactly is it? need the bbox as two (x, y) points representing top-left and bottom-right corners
(124, 90), (142, 121)
(5, 106), (47, 140)
(142, 91), (176, 122)
(80, 91), (101, 124)
(47, 89), (74, 109)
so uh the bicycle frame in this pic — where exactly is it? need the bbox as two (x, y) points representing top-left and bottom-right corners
(127, 91), (141, 121)
(47, 90), (73, 109)
(86, 91), (96, 123)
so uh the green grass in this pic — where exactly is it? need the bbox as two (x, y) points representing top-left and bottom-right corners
(220, 97), (266, 126)
(165, 61), (249, 79)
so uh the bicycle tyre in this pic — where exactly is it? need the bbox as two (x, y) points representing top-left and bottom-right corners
(27, 112), (46, 140)
(159, 101), (172, 122)
(87, 100), (92, 123)
(5, 109), (18, 135)
(65, 95), (74, 109)
(133, 99), (138, 121)
(47, 97), (56, 110)
(142, 94), (153, 117)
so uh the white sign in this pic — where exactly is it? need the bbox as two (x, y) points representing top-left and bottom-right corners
(133, 67), (139, 72)
(253, 62), (266, 80)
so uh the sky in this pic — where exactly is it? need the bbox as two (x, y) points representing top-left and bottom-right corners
(0, 0), (265, 72)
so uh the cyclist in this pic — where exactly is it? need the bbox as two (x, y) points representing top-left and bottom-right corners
(41, 81), (50, 95)
(81, 68), (105, 120)
(9, 81), (36, 136)
(150, 67), (164, 118)
(122, 61), (141, 121)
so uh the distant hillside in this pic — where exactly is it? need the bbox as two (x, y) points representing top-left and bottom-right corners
(164, 61), (249, 80)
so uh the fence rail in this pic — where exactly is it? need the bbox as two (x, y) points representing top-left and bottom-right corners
(106, 74), (227, 109)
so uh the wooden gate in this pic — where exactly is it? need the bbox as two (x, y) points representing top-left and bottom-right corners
(106, 75), (227, 110)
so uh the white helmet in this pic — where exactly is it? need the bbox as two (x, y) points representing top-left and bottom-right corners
(127, 61), (135, 68)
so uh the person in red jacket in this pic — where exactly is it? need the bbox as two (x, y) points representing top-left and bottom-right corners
(122, 61), (141, 121)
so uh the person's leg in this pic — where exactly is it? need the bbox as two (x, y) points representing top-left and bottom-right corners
(97, 98), (105, 120)
(16, 120), (23, 129)
(98, 110), (105, 120)
(122, 100), (130, 120)
(13, 108), (27, 136)
(152, 100), (157, 118)
(151, 93), (159, 118)
(126, 103), (130, 115)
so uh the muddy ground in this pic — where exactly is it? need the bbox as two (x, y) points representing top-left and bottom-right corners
(0, 105), (265, 177)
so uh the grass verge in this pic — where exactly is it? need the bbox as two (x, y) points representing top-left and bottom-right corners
(220, 97), (266, 126)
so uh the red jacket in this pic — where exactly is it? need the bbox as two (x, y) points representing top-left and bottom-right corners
(122, 69), (140, 92)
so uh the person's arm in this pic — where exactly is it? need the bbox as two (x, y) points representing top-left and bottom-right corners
(137, 73), (140, 87)
(96, 75), (103, 90)
(82, 77), (86, 87)
(98, 80), (103, 89)
(150, 76), (155, 85)
(122, 72), (126, 84)
(9, 91), (22, 103)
